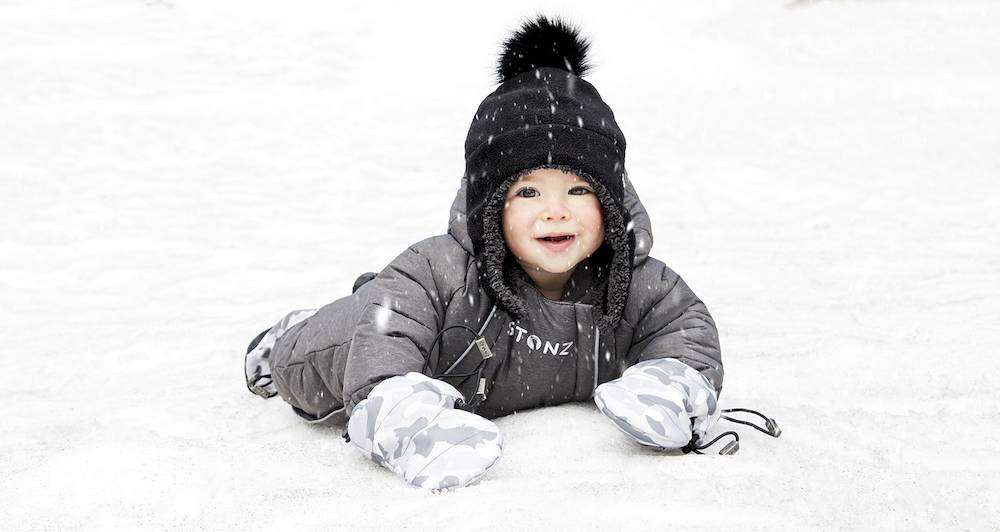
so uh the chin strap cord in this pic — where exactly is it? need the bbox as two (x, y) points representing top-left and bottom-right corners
(682, 407), (782, 455)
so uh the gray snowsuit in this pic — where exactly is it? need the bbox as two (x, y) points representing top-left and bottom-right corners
(265, 174), (723, 425)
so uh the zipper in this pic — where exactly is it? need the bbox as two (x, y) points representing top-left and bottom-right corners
(592, 327), (600, 395)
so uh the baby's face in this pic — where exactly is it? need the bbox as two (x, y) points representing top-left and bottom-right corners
(502, 168), (605, 275)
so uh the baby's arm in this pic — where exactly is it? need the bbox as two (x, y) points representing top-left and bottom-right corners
(595, 262), (723, 450)
(342, 244), (452, 411)
(342, 243), (503, 488)
(626, 262), (723, 393)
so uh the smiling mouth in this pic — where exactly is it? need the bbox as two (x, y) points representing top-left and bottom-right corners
(536, 234), (575, 251)
(538, 235), (574, 243)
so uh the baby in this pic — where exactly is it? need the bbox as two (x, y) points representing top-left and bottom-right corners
(244, 16), (735, 490)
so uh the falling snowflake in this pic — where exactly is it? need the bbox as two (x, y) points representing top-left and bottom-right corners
(374, 302), (392, 332)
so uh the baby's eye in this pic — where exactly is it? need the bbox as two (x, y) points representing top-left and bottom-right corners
(569, 187), (593, 195)
(515, 187), (538, 198)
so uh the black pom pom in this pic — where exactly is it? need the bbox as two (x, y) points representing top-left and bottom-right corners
(496, 15), (592, 83)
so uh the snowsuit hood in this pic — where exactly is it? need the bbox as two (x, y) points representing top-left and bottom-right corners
(448, 170), (654, 333)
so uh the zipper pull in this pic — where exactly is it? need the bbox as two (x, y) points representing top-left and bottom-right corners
(474, 337), (494, 359)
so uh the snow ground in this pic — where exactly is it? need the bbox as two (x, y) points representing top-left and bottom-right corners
(2, 0), (998, 530)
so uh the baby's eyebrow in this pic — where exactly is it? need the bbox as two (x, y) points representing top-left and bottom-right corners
(512, 179), (592, 187)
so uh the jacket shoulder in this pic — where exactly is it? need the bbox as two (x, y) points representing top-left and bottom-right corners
(393, 234), (472, 300)
(408, 234), (471, 257)
(622, 255), (688, 326)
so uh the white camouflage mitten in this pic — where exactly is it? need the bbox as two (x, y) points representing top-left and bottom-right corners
(594, 358), (720, 451)
(347, 372), (503, 490)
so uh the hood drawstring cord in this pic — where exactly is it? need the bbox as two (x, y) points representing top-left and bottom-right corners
(420, 305), (503, 411)
(421, 324), (480, 377)
(421, 324), (492, 407)
(682, 407), (781, 455)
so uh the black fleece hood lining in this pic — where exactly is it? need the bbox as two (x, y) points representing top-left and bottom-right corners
(476, 164), (634, 331)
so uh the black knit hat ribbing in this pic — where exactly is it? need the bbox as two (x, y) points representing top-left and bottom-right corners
(464, 15), (635, 330)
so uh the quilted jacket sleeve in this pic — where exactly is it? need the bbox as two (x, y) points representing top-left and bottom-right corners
(626, 261), (724, 396)
(342, 244), (449, 414)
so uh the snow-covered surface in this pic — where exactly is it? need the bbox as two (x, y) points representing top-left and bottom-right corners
(2, 0), (998, 529)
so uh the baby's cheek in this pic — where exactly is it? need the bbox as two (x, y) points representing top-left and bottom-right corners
(503, 210), (531, 235)
(583, 205), (604, 231)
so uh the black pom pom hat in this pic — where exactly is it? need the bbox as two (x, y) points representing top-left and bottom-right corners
(464, 15), (635, 331)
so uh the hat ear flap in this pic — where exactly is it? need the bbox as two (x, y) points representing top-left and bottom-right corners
(478, 179), (529, 321)
(585, 173), (634, 331)
(599, 221), (635, 330)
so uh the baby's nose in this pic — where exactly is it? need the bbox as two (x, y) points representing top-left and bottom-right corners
(542, 201), (571, 220)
